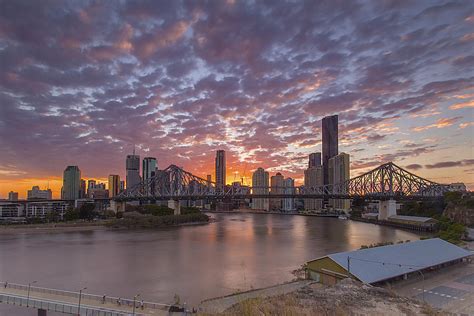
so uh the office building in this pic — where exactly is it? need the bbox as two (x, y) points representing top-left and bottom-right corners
(304, 165), (323, 211)
(207, 175), (212, 189)
(270, 172), (284, 211)
(309, 152), (322, 168)
(61, 166), (81, 200)
(87, 180), (96, 197)
(283, 178), (296, 212)
(27, 186), (52, 200)
(0, 202), (23, 218)
(108, 175), (120, 197)
(329, 152), (350, 211)
(252, 167), (269, 211)
(126, 149), (141, 189)
(143, 157), (157, 181)
(120, 181), (125, 192)
(80, 179), (86, 198)
(322, 115), (338, 185)
(215, 150), (226, 191)
(8, 191), (19, 201)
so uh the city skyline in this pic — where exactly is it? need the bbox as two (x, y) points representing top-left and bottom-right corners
(1, 1), (473, 199)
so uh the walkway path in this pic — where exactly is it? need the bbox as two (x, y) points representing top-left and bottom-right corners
(0, 282), (172, 315)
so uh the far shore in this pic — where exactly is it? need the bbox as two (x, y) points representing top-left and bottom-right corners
(0, 221), (110, 234)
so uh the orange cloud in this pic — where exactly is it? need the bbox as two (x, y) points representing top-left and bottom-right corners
(460, 33), (474, 42)
(412, 117), (459, 132)
(459, 122), (474, 129)
(450, 100), (474, 109)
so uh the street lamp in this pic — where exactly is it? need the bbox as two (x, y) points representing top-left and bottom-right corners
(78, 287), (87, 316)
(416, 270), (425, 303)
(26, 280), (37, 307)
(132, 294), (140, 316)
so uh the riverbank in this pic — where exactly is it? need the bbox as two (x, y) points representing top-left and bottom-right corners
(207, 209), (340, 218)
(0, 221), (110, 234)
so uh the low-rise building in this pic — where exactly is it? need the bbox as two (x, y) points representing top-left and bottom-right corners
(25, 201), (69, 218)
(306, 238), (472, 286)
(0, 202), (24, 218)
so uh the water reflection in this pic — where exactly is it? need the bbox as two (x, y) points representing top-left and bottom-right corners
(0, 213), (422, 315)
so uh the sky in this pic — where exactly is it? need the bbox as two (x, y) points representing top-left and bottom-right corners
(0, 0), (473, 199)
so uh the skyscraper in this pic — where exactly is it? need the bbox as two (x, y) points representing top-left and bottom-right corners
(270, 172), (284, 211)
(308, 152), (322, 168)
(304, 165), (323, 211)
(126, 149), (141, 189)
(62, 166), (81, 200)
(252, 167), (269, 211)
(215, 150), (226, 191)
(322, 115), (338, 185)
(283, 178), (295, 212)
(143, 157), (157, 182)
(108, 175), (120, 197)
(329, 152), (350, 211)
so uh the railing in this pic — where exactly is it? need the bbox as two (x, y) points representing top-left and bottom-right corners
(0, 293), (142, 316)
(2, 282), (172, 312)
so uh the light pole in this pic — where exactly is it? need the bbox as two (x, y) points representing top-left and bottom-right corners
(78, 287), (87, 316)
(26, 280), (37, 307)
(132, 294), (140, 316)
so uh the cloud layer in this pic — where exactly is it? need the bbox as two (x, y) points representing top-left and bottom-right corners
(0, 0), (473, 197)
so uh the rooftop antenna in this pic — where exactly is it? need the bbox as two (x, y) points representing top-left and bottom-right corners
(133, 144), (136, 155)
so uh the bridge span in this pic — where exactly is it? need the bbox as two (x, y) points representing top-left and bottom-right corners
(0, 281), (177, 315)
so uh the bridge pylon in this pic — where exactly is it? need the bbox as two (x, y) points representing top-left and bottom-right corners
(109, 200), (126, 213)
(168, 199), (181, 215)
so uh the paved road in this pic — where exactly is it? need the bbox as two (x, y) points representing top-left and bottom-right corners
(199, 280), (314, 314)
(0, 286), (169, 315)
(393, 262), (474, 315)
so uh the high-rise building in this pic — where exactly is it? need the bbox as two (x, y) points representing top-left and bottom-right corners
(215, 150), (226, 191)
(206, 175), (212, 189)
(62, 166), (81, 200)
(283, 178), (295, 212)
(143, 157), (157, 181)
(270, 172), (284, 211)
(126, 149), (141, 189)
(108, 175), (120, 197)
(80, 179), (86, 198)
(309, 152), (322, 168)
(322, 115), (338, 185)
(120, 181), (125, 193)
(87, 180), (96, 197)
(8, 191), (19, 201)
(304, 165), (323, 211)
(252, 167), (269, 211)
(329, 152), (350, 211)
(27, 186), (52, 200)
(143, 157), (157, 195)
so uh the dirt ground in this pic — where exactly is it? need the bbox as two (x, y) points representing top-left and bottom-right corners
(204, 279), (447, 316)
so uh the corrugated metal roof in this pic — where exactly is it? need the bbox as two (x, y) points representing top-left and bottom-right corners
(326, 238), (472, 284)
(388, 215), (435, 223)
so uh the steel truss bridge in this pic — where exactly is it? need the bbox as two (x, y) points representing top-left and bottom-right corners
(115, 162), (450, 202)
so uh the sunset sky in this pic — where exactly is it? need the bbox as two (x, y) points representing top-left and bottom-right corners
(0, 0), (473, 199)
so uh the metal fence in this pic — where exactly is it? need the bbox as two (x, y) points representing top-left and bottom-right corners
(0, 293), (143, 316)
(2, 282), (171, 311)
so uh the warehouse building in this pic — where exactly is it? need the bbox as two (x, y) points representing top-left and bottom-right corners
(306, 238), (472, 285)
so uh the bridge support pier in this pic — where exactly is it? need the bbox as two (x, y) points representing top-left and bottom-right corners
(109, 200), (126, 213)
(168, 200), (181, 215)
(38, 309), (47, 316)
(378, 199), (397, 220)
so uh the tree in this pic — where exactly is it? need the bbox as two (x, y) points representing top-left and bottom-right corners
(79, 203), (97, 221)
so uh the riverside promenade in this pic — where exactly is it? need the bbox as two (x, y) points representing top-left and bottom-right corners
(0, 282), (173, 315)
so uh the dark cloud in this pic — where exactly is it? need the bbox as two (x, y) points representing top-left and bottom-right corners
(425, 160), (474, 169)
(0, 0), (473, 185)
(405, 164), (423, 170)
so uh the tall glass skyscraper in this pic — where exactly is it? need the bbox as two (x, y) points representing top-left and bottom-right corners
(126, 149), (140, 189)
(108, 174), (120, 197)
(142, 157), (157, 181)
(215, 150), (226, 191)
(61, 166), (81, 200)
(322, 115), (338, 185)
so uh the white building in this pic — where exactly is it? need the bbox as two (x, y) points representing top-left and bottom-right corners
(304, 165), (323, 211)
(27, 186), (52, 200)
(328, 152), (350, 211)
(283, 178), (296, 212)
(252, 168), (269, 211)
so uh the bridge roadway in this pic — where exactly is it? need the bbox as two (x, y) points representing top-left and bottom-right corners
(0, 282), (174, 315)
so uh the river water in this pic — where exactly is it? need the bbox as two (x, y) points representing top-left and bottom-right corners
(0, 213), (422, 315)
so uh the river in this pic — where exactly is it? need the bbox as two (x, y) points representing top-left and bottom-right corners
(0, 213), (422, 315)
